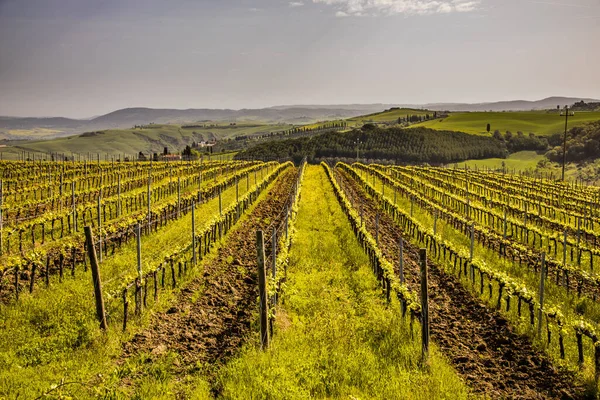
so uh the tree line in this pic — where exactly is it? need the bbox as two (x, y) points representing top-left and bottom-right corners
(235, 125), (506, 164)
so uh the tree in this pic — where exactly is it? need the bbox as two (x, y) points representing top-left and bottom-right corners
(493, 130), (503, 140)
(163, 147), (168, 155)
(486, 123), (491, 133)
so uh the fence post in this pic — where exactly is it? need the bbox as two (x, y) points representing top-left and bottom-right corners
(420, 249), (430, 365)
(537, 252), (546, 336)
(256, 230), (269, 349)
(84, 226), (108, 330)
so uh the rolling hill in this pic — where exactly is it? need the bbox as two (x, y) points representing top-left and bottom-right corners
(0, 123), (293, 160)
(410, 111), (600, 136)
(3, 97), (598, 141)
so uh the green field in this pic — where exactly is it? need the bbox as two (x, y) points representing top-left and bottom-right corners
(0, 122), (292, 160)
(412, 111), (600, 136)
(347, 108), (432, 126)
(453, 151), (543, 171)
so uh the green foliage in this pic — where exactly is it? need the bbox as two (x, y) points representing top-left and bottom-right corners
(413, 111), (600, 136)
(546, 121), (600, 163)
(216, 166), (469, 399)
(236, 126), (507, 164)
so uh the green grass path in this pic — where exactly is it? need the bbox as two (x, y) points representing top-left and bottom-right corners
(215, 165), (470, 399)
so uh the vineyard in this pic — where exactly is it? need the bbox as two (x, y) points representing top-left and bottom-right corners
(0, 159), (598, 398)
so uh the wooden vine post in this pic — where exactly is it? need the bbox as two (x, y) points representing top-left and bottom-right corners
(470, 223), (475, 261)
(360, 204), (364, 227)
(503, 208), (507, 239)
(97, 196), (102, 263)
(84, 226), (107, 330)
(117, 174), (122, 217)
(537, 252), (546, 336)
(0, 180), (3, 256)
(272, 226), (277, 310)
(147, 170), (152, 233)
(219, 187), (222, 216)
(192, 200), (197, 265)
(72, 181), (77, 233)
(256, 230), (269, 349)
(399, 237), (405, 283)
(136, 222), (143, 310)
(375, 213), (380, 245)
(177, 176), (181, 218)
(562, 230), (567, 287)
(420, 248), (430, 365)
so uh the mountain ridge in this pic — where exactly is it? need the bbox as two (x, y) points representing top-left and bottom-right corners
(1, 97), (598, 140)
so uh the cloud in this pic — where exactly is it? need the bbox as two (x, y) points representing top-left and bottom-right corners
(312, 0), (481, 16)
(289, 1), (305, 7)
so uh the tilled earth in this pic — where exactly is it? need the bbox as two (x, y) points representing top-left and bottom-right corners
(122, 167), (297, 373)
(335, 168), (584, 400)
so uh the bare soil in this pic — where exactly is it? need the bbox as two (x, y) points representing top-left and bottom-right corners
(335, 168), (584, 400)
(121, 167), (297, 376)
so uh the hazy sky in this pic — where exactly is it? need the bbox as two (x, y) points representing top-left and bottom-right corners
(0, 0), (599, 118)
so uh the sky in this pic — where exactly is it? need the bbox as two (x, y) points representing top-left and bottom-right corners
(0, 0), (599, 118)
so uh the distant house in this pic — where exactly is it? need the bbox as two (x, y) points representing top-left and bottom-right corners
(199, 141), (217, 148)
(160, 154), (182, 161)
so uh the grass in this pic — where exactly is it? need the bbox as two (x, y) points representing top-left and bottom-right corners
(347, 108), (432, 126)
(411, 111), (600, 136)
(451, 151), (583, 181)
(0, 166), (273, 399)
(361, 166), (595, 390)
(214, 165), (470, 399)
(0, 128), (67, 140)
(452, 151), (545, 172)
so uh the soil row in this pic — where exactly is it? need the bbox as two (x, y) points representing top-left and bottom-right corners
(121, 167), (298, 383)
(335, 168), (583, 400)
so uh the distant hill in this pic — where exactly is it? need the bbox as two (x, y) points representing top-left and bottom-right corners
(0, 106), (380, 139)
(416, 97), (600, 112)
(411, 110), (600, 136)
(2, 97), (598, 140)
